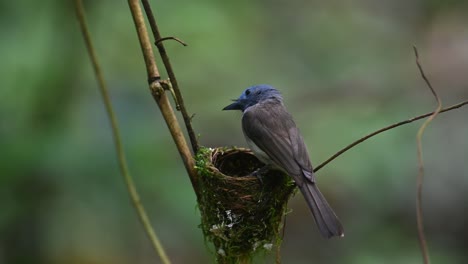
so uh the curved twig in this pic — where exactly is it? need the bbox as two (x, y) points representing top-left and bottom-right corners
(414, 46), (441, 264)
(155, 36), (188, 46)
(73, 1), (171, 263)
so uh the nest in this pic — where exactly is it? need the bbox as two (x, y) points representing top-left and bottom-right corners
(195, 147), (296, 263)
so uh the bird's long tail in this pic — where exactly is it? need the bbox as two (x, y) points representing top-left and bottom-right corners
(298, 182), (344, 238)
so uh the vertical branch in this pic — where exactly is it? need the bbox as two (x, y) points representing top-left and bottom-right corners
(141, 0), (200, 154)
(73, 1), (171, 263)
(126, 0), (200, 195)
(128, 0), (159, 80)
(413, 46), (442, 264)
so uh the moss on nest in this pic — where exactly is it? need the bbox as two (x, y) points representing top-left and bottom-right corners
(195, 147), (296, 263)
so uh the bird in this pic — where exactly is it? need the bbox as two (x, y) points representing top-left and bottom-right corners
(223, 84), (344, 238)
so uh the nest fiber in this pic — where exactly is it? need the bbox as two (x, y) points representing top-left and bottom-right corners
(196, 147), (296, 263)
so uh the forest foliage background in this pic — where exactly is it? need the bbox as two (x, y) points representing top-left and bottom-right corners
(1, 0), (467, 263)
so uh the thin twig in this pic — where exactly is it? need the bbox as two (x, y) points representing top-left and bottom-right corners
(127, 0), (199, 195)
(155, 36), (188, 46)
(414, 46), (441, 264)
(141, 0), (200, 154)
(314, 99), (467, 172)
(73, 1), (171, 263)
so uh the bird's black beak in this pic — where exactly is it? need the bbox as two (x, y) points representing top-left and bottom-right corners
(223, 100), (242, 111)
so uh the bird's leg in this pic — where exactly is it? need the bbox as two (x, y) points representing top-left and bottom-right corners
(251, 165), (270, 184)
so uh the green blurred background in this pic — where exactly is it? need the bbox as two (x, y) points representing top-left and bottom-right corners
(1, 0), (467, 263)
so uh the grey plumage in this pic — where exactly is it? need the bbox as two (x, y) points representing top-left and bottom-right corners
(223, 84), (344, 238)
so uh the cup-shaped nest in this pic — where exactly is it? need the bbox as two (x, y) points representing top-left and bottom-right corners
(195, 147), (296, 263)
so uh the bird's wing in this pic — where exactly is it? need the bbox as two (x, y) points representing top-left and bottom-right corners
(242, 101), (315, 183)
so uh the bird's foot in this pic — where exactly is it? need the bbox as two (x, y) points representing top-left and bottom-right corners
(251, 166), (269, 184)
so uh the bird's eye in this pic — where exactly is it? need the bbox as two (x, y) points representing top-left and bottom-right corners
(245, 89), (251, 95)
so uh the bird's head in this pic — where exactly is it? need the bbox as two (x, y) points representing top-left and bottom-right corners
(223, 84), (282, 112)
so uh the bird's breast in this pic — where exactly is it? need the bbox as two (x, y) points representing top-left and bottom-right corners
(245, 136), (274, 165)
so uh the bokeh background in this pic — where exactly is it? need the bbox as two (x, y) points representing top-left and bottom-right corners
(1, 0), (468, 263)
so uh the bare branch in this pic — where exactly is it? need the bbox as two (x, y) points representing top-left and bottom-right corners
(414, 46), (442, 264)
(73, 1), (170, 263)
(155, 36), (188, 46)
(314, 100), (467, 172)
(141, 0), (200, 153)
(127, 0), (199, 195)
